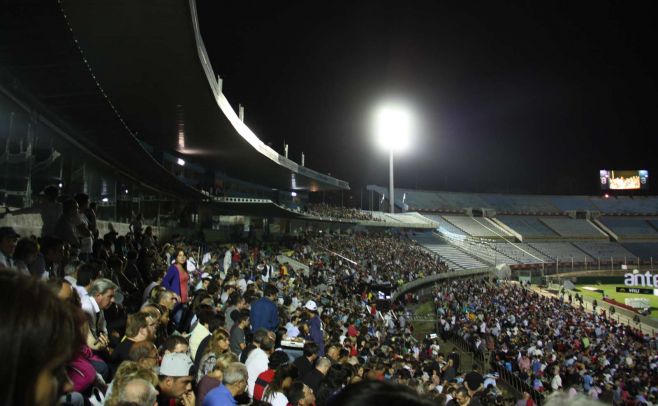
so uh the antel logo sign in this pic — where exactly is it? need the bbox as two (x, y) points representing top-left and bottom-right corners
(624, 272), (658, 288)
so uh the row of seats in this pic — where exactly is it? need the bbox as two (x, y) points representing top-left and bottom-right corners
(491, 242), (551, 264)
(599, 217), (658, 239)
(442, 215), (513, 238)
(539, 217), (607, 239)
(371, 185), (658, 215)
(412, 233), (490, 270)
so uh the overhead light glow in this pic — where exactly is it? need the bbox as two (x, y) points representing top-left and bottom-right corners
(291, 191), (297, 197)
(177, 158), (185, 166)
(101, 197), (109, 203)
(374, 103), (413, 152)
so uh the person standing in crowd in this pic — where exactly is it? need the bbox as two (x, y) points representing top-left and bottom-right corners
(230, 311), (250, 356)
(55, 199), (81, 249)
(74, 193), (94, 261)
(163, 249), (190, 326)
(304, 300), (325, 357)
(250, 283), (279, 332)
(40, 185), (63, 237)
(293, 341), (319, 379)
(0, 226), (19, 268)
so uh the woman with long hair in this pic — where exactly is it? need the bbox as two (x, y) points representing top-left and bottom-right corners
(196, 328), (231, 382)
(262, 364), (297, 406)
(0, 270), (84, 406)
(162, 249), (189, 305)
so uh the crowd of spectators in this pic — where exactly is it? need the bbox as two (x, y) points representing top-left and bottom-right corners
(434, 279), (658, 405)
(3, 186), (652, 406)
(304, 203), (381, 222)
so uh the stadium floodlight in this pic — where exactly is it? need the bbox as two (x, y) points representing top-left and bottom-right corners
(374, 103), (414, 213)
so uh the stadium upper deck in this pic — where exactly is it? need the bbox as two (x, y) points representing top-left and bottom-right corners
(367, 185), (658, 215)
(0, 0), (348, 204)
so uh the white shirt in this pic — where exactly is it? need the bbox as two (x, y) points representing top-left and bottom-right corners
(0, 251), (13, 269)
(245, 348), (269, 398)
(263, 391), (289, 406)
(78, 285), (99, 317)
(189, 323), (211, 360)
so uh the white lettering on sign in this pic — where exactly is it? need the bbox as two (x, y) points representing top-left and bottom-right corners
(624, 272), (658, 288)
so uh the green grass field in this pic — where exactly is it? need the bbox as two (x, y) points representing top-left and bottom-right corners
(574, 283), (658, 318)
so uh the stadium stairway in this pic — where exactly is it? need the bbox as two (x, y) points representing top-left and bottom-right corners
(412, 232), (490, 270)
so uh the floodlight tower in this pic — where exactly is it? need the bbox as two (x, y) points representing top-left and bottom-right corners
(375, 104), (412, 214)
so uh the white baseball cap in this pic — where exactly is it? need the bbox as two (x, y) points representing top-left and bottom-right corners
(160, 353), (193, 377)
(305, 300), (318, 312)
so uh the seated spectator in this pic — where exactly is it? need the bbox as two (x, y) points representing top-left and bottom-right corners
(294, 341), (319, 379)
(302, 356), (331, 395)
(0, 270), (83, 406)
(128, 341), (160, 370)
(245, 331), (276, 397)
(0, 226), (19, 268)
(157, 353), (195, 406)
(253, 351), (290, 401)
(196, 328), (231, 383)
(164, 335), (190, 355)
(111, 312), (157, 371)
(116, 378), (159, 406)
(196, 352), (238, 406)
(287, 381), (317, 406)
(262, 364), (297, 406)
(203, 362), (249, 406)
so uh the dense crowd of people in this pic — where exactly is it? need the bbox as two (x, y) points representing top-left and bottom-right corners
(434, 280), (658, 405)
(304, 203), (381, 222)
(1, 187), (655, 406)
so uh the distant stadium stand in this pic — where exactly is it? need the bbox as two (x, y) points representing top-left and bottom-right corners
(480, 194), (558, 214)
(621, 242), (658, 261)
(528, 242), (593, 262)
(572, 241), (637, 262)
(491, 242), (551, 264)
(442, 215), (513, 238)
(591, 196), (658, 215)
(496, 215), (559, 239)
(412, 233), (489, 269)
(421, 214), (467, 236)
(598, 217), (658, 240)
(539, 217), (607, 239)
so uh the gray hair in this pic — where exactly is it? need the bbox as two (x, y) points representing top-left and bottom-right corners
(118, 378), (158, 405)
(222, 362), (248, 386)
(88, 278), (118, 296)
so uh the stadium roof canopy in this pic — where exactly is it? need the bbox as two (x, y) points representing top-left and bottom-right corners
(60, 0), (349, 192)
(0, 0), (348, 199)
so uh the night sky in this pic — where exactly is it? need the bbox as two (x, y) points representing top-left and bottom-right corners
(196, 1), (658, 196)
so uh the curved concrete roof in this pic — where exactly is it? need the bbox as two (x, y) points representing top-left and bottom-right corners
(59, 0), (349, 192)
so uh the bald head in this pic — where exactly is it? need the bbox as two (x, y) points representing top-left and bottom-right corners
(118, 378), (158, 405)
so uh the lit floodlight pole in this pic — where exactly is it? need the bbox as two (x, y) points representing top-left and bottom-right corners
(375, 105), (412, 214)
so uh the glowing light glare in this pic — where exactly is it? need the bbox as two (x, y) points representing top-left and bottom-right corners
(374, 105), (413, 151)
(177, 158), (185, 166)
(291, 192), (297, 197)
(101, 197), (109, 203)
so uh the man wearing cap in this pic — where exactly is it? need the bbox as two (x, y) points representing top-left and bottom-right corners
(250, 284), (280, 332)
(158, 352), (195, 406)
(305, 300), (325, 356)
(0, 226), (19, 269)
